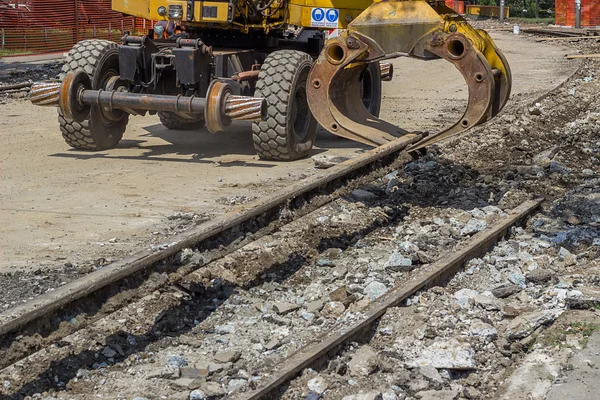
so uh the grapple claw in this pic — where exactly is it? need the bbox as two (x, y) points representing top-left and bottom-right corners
(306, 0), (512, 151)
(308, 34), (408, 147)
(408, 31), (511, 150)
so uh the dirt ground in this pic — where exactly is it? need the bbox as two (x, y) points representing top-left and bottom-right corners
(0, 32), (577, 276)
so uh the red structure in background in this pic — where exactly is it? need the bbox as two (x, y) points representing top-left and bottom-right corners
(555, 0), (600, 27)
(445, 0), (466, 14)
(0, 0), (152, 56)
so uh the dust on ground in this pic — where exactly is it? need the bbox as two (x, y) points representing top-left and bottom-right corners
(0, 32), (577, 312)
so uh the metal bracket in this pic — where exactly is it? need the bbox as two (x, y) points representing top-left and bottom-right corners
(186, 0), (195, 21)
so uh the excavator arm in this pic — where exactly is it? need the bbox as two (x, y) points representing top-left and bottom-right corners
(307, 0), (512, 150)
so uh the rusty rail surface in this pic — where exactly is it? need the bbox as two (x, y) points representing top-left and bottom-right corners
(0, 133), (422, 370)
(236, 198), (543, 400)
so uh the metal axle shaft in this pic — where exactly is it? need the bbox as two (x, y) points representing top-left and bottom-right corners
(30, 71), (267, 133)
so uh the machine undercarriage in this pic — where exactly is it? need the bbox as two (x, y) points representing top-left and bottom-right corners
(30, 0), (512, 160)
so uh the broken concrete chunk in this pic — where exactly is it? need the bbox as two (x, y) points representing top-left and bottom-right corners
(558, 247), (577, 266)
(469, 319), (498, 342)
(312, 154), (349, 169)
(207, 362), (230, 374)
(330, 286), (350, 302)
(399, 241), (419, 253)
(214, 324), (236, 334)
(305, 300), (324, 313)
(302, 312), (316, 321)
(474, 293), (501, 310)
(454, 288), (479, 309)
(385, 251), (414, 272)
(415, 389), (460, 400)
(321, 301), (346, 318)
(317, 259), (336, 267)
(506, 310), (560, 340)
(171, 377), (201, 390)
(460, 219), (488, 236)
(273, 302), (300, 315)
(348, 345), (379, 377)
(228, 379), (247, 392)
(418, 364), (444, 383)
(213, 350), (241, 363)
(492, 283), (522, 299)
(343, 392), (383, 400)
(307, 376), (329, 394)
(364, 281), (388, 301)
(408, 378), (430, 393)
(413, 341), (477, 370)
(264, 338), (280, 351)
(508, 273), (526, 288)
(189, 389), (206, 400)
(166, 355), (188, 368)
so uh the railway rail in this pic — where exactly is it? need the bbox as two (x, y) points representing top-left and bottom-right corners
(236, 199), (542, 399)
(0, 134), (543, 398)
(0, 135), (422, 374)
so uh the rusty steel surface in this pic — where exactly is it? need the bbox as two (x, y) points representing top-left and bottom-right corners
(409, 30), (511, 150)
(205, 80), (233, 133)
(379, 62), (393, 81)
(231, 70), (261, 82)
(308, 34), (407, 147)
(30, 72), (267, 132)
(306, 0), (512, 151)
(224, 95), (267, 121)
(237, 198), (544, 400)
(29, 81), (60, 107)
(59, 71), (92, 122)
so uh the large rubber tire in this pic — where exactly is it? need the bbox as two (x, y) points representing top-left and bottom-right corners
(58, 40), (128, 150)
(252, 50), (317, 161)
(361, 62), (383, 118)
(158, 111), (206, 130)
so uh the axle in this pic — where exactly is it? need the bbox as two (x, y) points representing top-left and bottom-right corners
(30, 71), (267, 134)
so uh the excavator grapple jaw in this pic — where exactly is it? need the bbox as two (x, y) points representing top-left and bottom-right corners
(307, 0), (512, 150)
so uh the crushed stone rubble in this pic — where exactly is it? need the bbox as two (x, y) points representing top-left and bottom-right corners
(2, 181), (513, 399)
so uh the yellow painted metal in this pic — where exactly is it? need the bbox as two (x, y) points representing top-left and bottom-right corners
(112, 0), (164, 20)
(190, 1), (232, 23)
(466, 5), (510, 18)
(112, 0), (374, 29)
(348, 1), (446, 56)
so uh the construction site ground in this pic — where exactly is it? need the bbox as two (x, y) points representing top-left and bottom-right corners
(1, 26), (600, 400)
(0, 32), (574, 277)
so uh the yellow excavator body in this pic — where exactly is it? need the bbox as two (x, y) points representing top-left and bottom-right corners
(30, 1), (512, 159)
(108, 0), (511, 149)
(112, 1), (374, 28)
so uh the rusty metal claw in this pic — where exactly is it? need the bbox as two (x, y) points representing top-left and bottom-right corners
(307, 29), (512, 151)
(409, 32), (504, 151)
(307, 35), (407, 147)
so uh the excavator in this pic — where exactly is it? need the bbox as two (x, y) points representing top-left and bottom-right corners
(30, 0), (511, 161)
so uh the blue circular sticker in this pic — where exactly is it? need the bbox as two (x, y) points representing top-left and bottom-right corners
(325, 9), (339, 23)
(312, 8), (325, 22)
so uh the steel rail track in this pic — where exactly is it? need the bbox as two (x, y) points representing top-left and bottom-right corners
(0, 133), (422, 371)
(235, 198), (543, 400)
